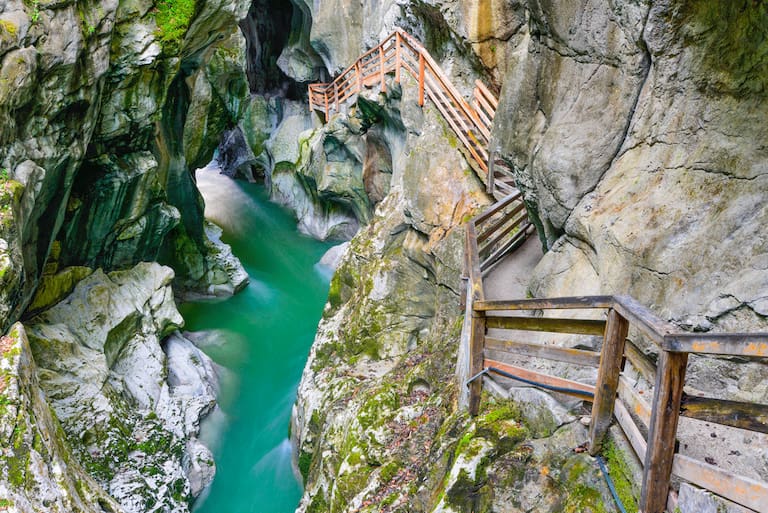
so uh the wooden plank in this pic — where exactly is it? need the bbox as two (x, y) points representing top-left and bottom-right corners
(672, 454), (768, 513)
(486, 148), (495, 194)
(484, 358), (595, 399)
(485, 315), (606, 336)
(617, 376), (652, 427)
(472, 94), (494, 129)
(334, 82), (340, 112)
(473, 88), (497, 129)
(465, 223), (484, 303)
(472, 192), (521, 225)
(418, 51), (425, 106)
(614, 399), (648, 462)
(469, 308), (486, 416)
(589, 308), (630, 455)
(663, 333), (768, 357)
(612, 295), (673, 347)
(625, 339), (657, 384)
(395, 32), (401, 83)
(640, 350), (688, 513)
(477, 201), (525, 244)
(379, 46), (386, 92)
(680, 395), (768, 434)
(475, 296), (615, 312)
(474, 79), (499, 109)
(485, 337), (601, 367)
(356, 62), (362, 92)
(479, 212), (528, 257)
(619, 376), (768, 433)
(480, 223), (531, 274)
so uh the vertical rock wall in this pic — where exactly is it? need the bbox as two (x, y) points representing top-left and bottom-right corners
(0, 0), (250, 329)
(292, 0), (768, 511)
(492, 1), (768, 402)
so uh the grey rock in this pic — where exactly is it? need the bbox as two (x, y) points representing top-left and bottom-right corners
(26, 262), (217, 513)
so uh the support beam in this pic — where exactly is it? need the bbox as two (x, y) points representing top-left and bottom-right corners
(589, 308), (629, 455)
(418, 51), (425, 106)
(640, 351), (688, 513)
(395, 32), (401, 83)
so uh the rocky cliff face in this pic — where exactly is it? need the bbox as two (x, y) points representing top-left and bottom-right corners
(492, 0), (768, 402)
(0, 0), (254, 510)
(287, 1), (767, 512)
(0, 0), (249, 329)
(1, 263), (219, 512)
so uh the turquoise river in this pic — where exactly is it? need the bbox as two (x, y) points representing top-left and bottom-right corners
(180, 166), (333, 513)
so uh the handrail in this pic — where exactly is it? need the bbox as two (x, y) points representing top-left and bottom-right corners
(462, 197), (768, 513)
(307, 28), (497, 184)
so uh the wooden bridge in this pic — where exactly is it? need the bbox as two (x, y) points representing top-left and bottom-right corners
(308, 28), (768, 513)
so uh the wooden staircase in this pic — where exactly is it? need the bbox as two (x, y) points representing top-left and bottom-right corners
(307, 28), (517, 202)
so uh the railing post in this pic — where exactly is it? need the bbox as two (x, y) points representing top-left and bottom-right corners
(469, 305), (486, 416)
(487, 150), (495, 195)
(418, 51), (425, 106)
(379, 46), (386, 93)
(588, 307), (629, 455)
(356, 62), (362, 93)
(466, 223), (485, 416)
(324, 92), (329, 122)
(308, 87), (315, 113)
(640, 350), (688, 513)
(334, 82), (340, 113)
(395, 32), (401, 83)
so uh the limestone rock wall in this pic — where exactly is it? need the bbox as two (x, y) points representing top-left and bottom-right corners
(492, 1), (768, 402)
(0, 0), (250, 329)
(0, 323), (127, 513)
(1, 262), (219, 513)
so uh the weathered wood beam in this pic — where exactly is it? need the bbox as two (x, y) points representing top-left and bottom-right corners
(663, 333), (768, 357)
(485, 338), (601, 367)
(484, 358), (595, 399)
(474, 296), (614, 311)
(672, 454), (768, 513)
(680, 394), (768, 434)
(589, 308), (630, 455)
(485, 315), (606, 336)
(640, 350), (688, 513)
(612, 295), (673, 347)
(624, 339), (657, 384)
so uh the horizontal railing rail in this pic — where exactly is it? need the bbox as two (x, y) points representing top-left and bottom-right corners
(462, 204), (768, 513)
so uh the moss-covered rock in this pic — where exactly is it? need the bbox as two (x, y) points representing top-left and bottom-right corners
(24, 262), (218, 513)
(0, 323), (124, 513)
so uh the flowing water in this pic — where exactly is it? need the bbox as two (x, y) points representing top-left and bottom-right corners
(180, 165), (332, 513)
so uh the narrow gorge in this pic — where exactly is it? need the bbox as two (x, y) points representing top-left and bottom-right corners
(0, 1), (766, 513)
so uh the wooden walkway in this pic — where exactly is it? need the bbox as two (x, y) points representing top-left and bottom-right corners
(463, 203), (768, 513)
(307, 29), (521, 203)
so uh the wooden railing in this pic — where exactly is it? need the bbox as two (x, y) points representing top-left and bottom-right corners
(308, 29), (502, 187)
(463, 202), (768, 513)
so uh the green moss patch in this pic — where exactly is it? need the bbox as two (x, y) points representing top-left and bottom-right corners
(603, 439), (639, 513)
(154, 0), (197, 51)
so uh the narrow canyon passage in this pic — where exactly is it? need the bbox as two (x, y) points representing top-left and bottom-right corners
(180, 166), (333, 513)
